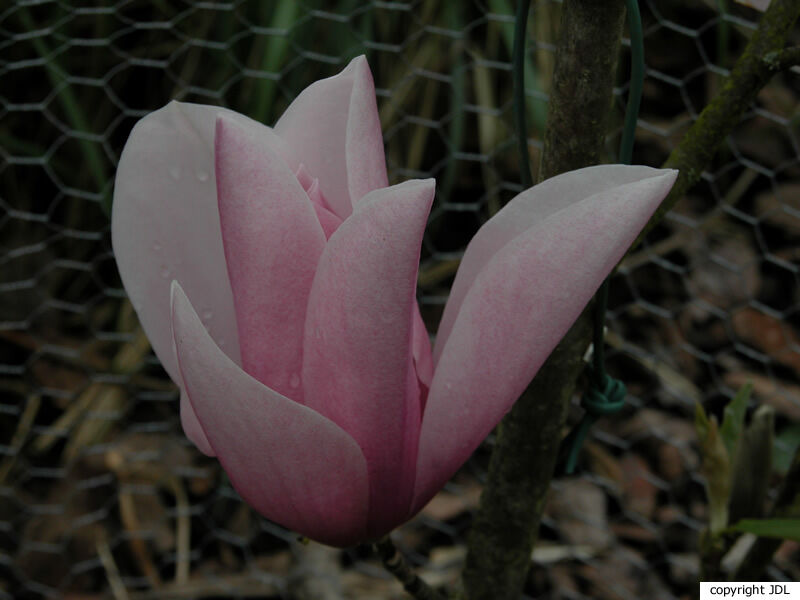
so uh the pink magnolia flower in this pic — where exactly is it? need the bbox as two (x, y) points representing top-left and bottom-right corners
(112, 56), (677, 546)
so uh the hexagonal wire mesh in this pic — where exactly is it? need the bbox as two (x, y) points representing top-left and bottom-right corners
(0, 0), (798, 598)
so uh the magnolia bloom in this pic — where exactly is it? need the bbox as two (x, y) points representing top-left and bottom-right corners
(112, 56), (677, 546)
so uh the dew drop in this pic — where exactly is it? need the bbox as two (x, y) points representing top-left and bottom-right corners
(289, 373), (300, 388)
(169, 166), (181, 180)
(202, 309), (213, 321)
(445, 381), (453, 390)
(160, 266), (172, 279)
(196, 168), (209, 182)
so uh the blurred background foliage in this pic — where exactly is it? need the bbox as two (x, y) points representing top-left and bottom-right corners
(0, 1), (799, 598)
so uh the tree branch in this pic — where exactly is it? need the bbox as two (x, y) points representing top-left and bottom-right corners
(461, 1), (800, 598)
(632, 0), (800, 249)
(763, 46), (800, 72)
(372, 536), (446, 600)
(461, 2), (627, 599)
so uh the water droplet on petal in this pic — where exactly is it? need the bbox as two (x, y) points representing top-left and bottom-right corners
(445, 381), (453, 390)
(202, 309), (213, 321)
(289, 373), (300, 388)
(196, 168), (209, 182)
(160, 266), (172, 279)
(169, 166), (181, 180)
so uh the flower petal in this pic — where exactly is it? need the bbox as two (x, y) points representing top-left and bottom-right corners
(413, 168), (677, 511)
(171, 282), (369, 547)
(433, 165), (675, 365)
(112, 102), (292, 378)
(179, 390), (214, 456)
(275, 56), (388, 219)
(112, 101), (290, 450)
(412, 304), (433, 392)
(345, 56), (389, 206)
(215, 116), (326, 399)
(302, 179), (434, 535)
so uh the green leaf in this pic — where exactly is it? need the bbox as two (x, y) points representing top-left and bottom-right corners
(774, 424), (800, 476)
(695, 403), (710, 439)
(720, 382), (752, 459)
(486, 0), (549, 132)
(728, 406), (774, 523)
(729, 518), (800, 542)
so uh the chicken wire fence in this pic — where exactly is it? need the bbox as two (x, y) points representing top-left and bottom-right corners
(1, 0), (798, 598)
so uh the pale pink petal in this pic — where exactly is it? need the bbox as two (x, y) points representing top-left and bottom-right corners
(302, 179), (435, 535)
(413, 169), (677, 511)
(433, 165), (674, 365)
(179, 391), (214, 456)
(275, 56), (387, 219)
(345, 56), (389, 205)
(412, 304), (433, 396)
(215, 116), (326, 400)
(312, 198), (344, 240)
(171, 330), (214, 456)
(112, 101), (291, 449)
(171, 282), (369, 547)
(296, 164), (343, 238)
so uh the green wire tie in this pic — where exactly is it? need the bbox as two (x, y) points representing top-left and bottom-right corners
(560, 368), (628, 474)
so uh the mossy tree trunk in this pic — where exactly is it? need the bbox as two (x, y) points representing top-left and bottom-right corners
(462, 2), (627, 598)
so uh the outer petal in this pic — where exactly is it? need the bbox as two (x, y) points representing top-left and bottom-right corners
(112, 101), (291, 378)
(433, 165), (673, 365)
(179, 391), (213, 456)
(215, 116), (326, 399)
(412, 304), (433, 393)
(413, 168), (677, 511)
(112, 101), (290, 450)
(275, 56), (388, 219)
(302, 179), (434, 536)
(171, 282), (369, 547)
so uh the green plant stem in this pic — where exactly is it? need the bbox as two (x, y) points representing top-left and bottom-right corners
(488, 0), (549, 134)
(246, 1), (298, 123)
(631, 0), (800, 251)
(699, 529), (731, 583)
(461, 3), (626, 599)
